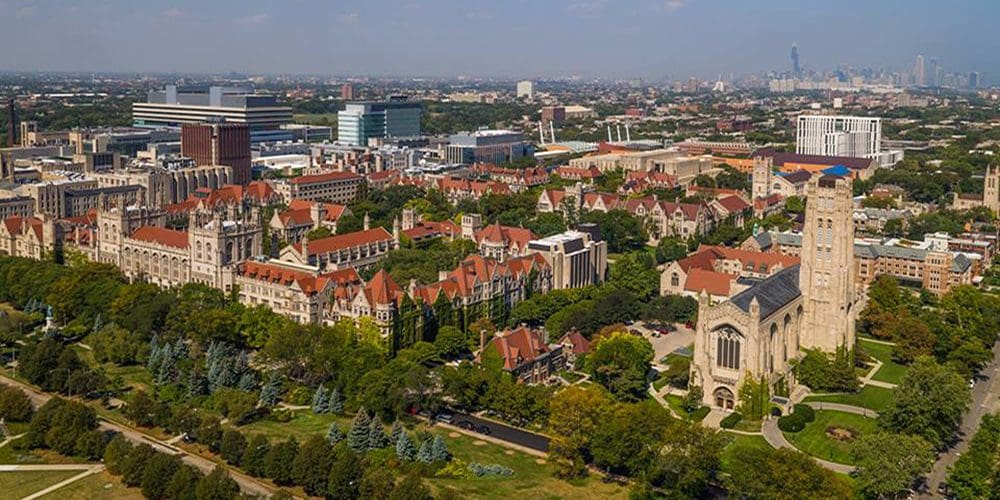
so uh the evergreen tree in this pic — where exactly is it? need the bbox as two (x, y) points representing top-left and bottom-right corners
(416, 438), (434, 464)
(368, 414), (389, 450)
(187, 370), (209, 397)
(312, 385), (328, 414)
(389, 420), (404, 445)
(156, 343), (176, 385)
(328, 387), (344, 414)
(347, 408), (372, 452)
(92, 313), (103, 333)
(259, 372), (282, 407)
(146, 338), (163, 373)
(327, 423), (344, 444)
(237, 372), (257, 392)
(395, 431), (416, 461)
(430, 435), (451, 462)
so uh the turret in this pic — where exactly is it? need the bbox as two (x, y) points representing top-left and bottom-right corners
(363, 212), (370, 231)
(393, 216), (401, 248)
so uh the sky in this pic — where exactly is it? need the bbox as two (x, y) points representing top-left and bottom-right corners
(0, 0), (996, 80)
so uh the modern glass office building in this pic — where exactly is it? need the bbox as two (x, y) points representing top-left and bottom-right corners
(337, 97), (422, 146)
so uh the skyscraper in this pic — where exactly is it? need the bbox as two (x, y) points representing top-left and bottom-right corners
(969, 72), (980, 89)
(337, 97), (422, 146)
(914, 55), (926, 86)
(928, 58), (939, 87)
(796, 115), (882, 160)
(791, 44), (801, 75)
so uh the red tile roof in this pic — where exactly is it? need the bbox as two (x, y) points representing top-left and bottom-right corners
(488, 326), (552, 371)
(130, 226), (189, 249)
(558, 330), (592, 355)
(365, 269), (403, 306)
(475, 222), (536, 249)
(2, 216), (44, 240)
(240, 261), (362, 295)
(716, 195), (752, 213)
(293, 227), (393, 256)
(683, 268), (736, 296)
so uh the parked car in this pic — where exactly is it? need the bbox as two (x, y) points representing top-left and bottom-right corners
(476, 425), (492, 435)
(435, 413), (454, 424)
(417, 409), (431, 419)
(457, 420), (476, 431)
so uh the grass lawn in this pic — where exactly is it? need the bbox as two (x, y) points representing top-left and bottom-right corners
(239, 410), (354, 441)
(652, 376), (671, 392)
(720, 433), (770, 470)
(859, 340), (908, 385)
(71, 345), (154, 393)
(53, 470), (145, 500)
(803, 385), (895, 412)
(0, 470), (82, 498)
(784, 410), (878, 465)
(428, 430), (626, 499)
(664, 394), (709, 422)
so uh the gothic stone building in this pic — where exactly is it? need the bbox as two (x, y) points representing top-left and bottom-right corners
(692, 174), (856, 409)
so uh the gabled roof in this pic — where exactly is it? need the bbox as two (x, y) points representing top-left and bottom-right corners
(130, 226), (189, 249)
(476, 222), (536, 249)
(777, 169), (813, 184)
(2, 216), (44, 240)
(293, 227), (393, 256)
(488, 326), (552, 371)
(716, 195), (751, 213)
(365, 269), (403, 306)
(557, 330), (591, 355)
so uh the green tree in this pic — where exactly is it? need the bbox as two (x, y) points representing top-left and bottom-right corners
(263, 437), (299, 485)
(241, 435), (270, 477)
(851, 432), (934, 499)
(724, 446), (853, 500)
(608, 252), (660, 299)
(645, 421), (726, 498)
(220, 429), (247, 466)
(360, 466), (396, 500)
(590, 400), (671, 475)
(327, 446), (363, 500)
(141, 452), (181, 500)
(548, 385), (613, 478)
(0, 385), (33, 421)
(165, 464), (202, 500)
(879, 356), (970, 448)
(195, 466), (240, 500)
(585, 332), (654, 401)
(434, 325), (468, 359)
(103, 435), (134, 475)
(292, 435), (335, 496)
(388, 472), (432, 500)
(947, 413), (1000, 499)
(121, 444), (157, 487)
(347, 407), (372, 451)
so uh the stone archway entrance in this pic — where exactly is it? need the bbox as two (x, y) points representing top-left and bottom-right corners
(713, 386), (736, 410)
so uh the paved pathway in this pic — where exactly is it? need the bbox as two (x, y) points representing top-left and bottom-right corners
(859, 337), (897, 346)
(648, 386), (681, 419)
(863, 379), (897, 389)
(701, 409), (726, 429)
(761, 418), (855, 474)
(15, 465), (104, 500)
(0, 464), (100, 471)
(0, 374), (275, 498)
(803, 401), (880, 418)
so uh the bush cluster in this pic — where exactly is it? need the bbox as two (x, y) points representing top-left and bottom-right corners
(719, 412), (743, 429)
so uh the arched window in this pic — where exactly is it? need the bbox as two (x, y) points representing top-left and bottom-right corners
(715, 327), (741, 370)
(671, 273), (679, 287)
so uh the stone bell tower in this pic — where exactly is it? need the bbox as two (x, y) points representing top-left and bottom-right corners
(798, 174), (856, 353)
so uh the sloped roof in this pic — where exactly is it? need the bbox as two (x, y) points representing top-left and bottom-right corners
(294, 227), (393, 256)
(365, 269), (403, 306)
(489, 326), (552, 371)
(730, 265), (801, 320)
(130, 226), (189, 249)
(288, 171), (363, 185)
(684, 268), (736, 296)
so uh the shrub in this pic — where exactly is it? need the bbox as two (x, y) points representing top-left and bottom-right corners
(468, 462), (514, 477)
(778, 413), (806, 433)
(793, 404), (815, 423)
(720, 412), (743, 429)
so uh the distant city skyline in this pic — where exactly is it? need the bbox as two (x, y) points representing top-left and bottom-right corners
(0, 0), (995, 80)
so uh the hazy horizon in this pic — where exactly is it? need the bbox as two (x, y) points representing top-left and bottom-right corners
(0, 0), (995, 80)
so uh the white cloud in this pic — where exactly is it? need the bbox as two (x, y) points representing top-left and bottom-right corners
(160, 7), (184, 20)
(664, 0), (686, 10)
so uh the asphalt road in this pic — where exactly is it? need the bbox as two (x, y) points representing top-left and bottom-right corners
(449, 412), (550, 453)
(920, 339), (1000, 498)
(0, 373), (275, 498)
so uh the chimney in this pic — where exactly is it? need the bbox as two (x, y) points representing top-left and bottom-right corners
(363, 212), (370, 231)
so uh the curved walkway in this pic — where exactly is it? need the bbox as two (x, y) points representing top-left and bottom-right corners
(802, 401), (880, 418)
(761, 418), (855, 474)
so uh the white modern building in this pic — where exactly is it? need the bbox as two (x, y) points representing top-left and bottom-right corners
(796, 115), (882, 160)
(516, 81), (534, 99)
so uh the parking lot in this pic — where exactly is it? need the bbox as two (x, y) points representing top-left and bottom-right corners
(630, 321), (695, 366)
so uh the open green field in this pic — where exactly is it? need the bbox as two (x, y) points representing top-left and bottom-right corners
(784, 410), (878, 465)
(860, 339), (908, 385)
(0, 470), (82, 498)
(802, 385), (895, 412)
(52, 470), (145, 499)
